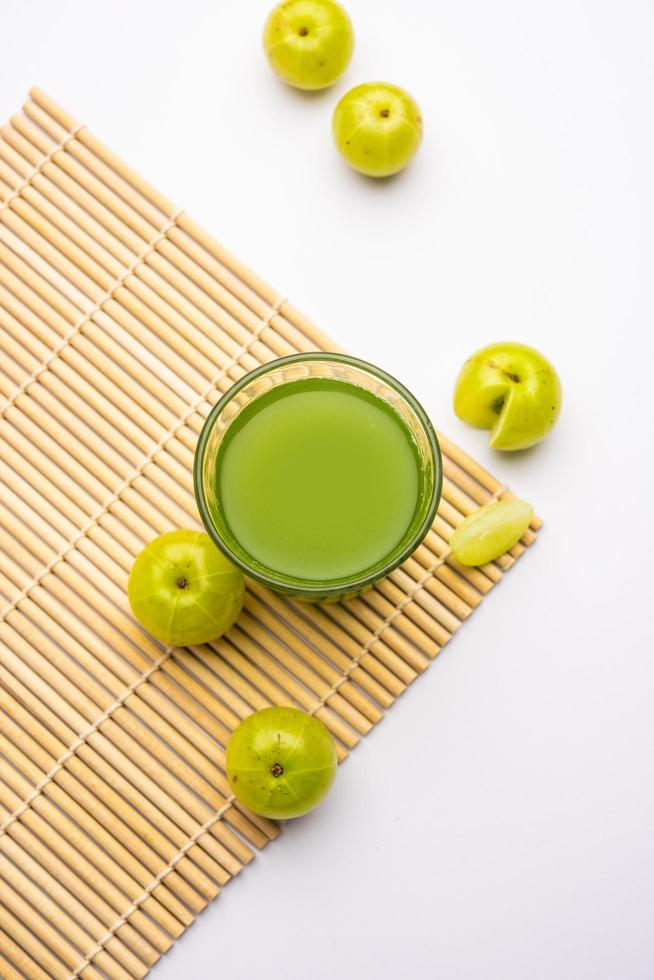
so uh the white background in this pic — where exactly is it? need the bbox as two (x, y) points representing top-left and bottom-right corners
(2, 1), (654, 978)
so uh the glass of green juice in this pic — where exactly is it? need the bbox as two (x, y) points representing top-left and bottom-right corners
(194, 353), (442, 601)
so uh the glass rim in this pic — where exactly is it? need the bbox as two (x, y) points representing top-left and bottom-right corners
(193, 352), (442, 598)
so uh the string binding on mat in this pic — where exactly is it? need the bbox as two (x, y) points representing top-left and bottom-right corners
(0, 207), (184, 419)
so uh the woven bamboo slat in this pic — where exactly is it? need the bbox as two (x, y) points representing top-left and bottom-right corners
(0, 88), (541, 978)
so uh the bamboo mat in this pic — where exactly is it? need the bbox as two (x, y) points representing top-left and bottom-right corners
(0, 87), (541, 979)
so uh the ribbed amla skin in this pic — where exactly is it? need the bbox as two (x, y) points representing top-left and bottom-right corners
(332, 81), (423, 177)
(226, 707), (338, 819)
(128, 530), (244, 646)
(453, 342), (562, 451)
(263, 0), (354, 90)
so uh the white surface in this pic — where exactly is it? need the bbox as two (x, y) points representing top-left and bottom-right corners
(2, 1), (654, 978)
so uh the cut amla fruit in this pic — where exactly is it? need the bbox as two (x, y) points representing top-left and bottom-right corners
(450, 499), (534, 566)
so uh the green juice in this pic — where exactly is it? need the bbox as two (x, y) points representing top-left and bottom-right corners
(215, 378), (425, 583)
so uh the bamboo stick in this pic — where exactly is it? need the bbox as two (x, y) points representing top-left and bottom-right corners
(0, 133), (32, 177)
(0, 898), (74, 980)
(0, 950), (26, 980)
(0, 951), (28, 980)
(0, 924), (51, 980)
